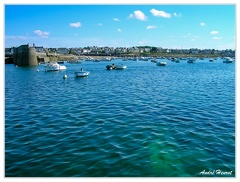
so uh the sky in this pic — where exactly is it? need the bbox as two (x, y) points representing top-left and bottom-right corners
(4, 4), (236, 50)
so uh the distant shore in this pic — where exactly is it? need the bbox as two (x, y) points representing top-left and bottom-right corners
(5, 52), (225, 64)
(48, 53), (222, 62)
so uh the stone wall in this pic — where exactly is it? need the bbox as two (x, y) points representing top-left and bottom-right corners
(13, 44), (38, 66)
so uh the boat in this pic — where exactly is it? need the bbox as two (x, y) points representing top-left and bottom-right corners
(122, 57), (128, 61)
(151, 59), (157, 63)
(74, 68), (90, 77)
(57, 61), (65, 64)
(223, 57), (234, 63)
(106, 64), (115, 70)
(175, 59), (180, 63)
(156, 62), (167, 66)
(209, 59), (214, 62)
(93, 59), (101, 62)
(187, 58), (196, 63)
(45, 62), (66, 71)
(115, 64), (127, 69)
(101, 57), (111, 61)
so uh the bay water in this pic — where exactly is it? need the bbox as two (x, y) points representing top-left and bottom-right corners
(5, 58), (235, 177)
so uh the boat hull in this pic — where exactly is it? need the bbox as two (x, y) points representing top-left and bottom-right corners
(115, 65), (127, 69)
(74, 71), (89, 77)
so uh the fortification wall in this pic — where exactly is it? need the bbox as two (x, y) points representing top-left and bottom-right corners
(28, 47), (38, 66)
(13, 45), (38, 66)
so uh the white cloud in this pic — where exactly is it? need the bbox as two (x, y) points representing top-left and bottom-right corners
(200, 22), (206, 26)
(147, 25), (157, 29)
(117, 28), (122, 32)
(97, 23), (103, 26)
(34, 30), (49, 38)
(174, 12), (182, 17)
(212, 37), (222, 40)
(150, 9), (171, 18)
(69, 22), (81, 28)
(191, 39), (196, 41)
(113, 18), (120, 21)
(129, 10), (147, 21)
(210, 31), (219, 34)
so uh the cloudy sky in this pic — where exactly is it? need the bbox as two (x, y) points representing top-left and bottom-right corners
(5, 4), (236, 50)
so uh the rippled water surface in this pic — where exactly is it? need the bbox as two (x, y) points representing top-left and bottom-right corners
(5, 58), (235, 177)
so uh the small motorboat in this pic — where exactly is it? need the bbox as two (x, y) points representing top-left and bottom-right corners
(74, 68), (89, 77)
(223, 57), (234, 63)
(45, 62), (66, 71)
(156, 62), (167, 66)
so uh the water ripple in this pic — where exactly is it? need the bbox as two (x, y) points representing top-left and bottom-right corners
(5, 60), (235, 177)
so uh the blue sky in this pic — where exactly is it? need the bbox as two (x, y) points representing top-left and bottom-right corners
(5, 4), (236, 50)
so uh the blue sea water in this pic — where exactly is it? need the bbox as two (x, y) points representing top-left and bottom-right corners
(5, 58), (235, 177)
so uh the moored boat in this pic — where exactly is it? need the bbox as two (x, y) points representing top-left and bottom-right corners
(106, 64), (115, 70)
(175, 59), (180, 63)
(187, 58), (196, 63)
(156, 62), (167, 66)
(74, 68), (89, 77)
(115, 64), (127, 69)
(223, 57), (234, 63)
(151, 59), (157, 63)
(45, 62), (66, 71)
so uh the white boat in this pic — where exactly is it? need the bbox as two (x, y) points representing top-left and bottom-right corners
(45, 62), (66, 71)
(156, 62), (167, 66)
(223, 57), (234, 63)
(59, 65), (67, 70)
(74, 69), (90, 77)
(187, 58), (196, 63)
(115, 64), (127, 69)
